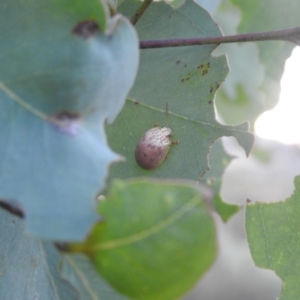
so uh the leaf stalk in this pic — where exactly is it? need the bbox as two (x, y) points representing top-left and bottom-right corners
(131, 0), (153, 25)
(140, 26), (300, 49)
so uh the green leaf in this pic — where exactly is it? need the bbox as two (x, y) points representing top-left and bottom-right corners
(106, 0), (254, 181)
(0, 209), (77, 300)
(70, 179), (217, 300)
(213, 194), (239, 222)
(62, 253), (128, 299)
(246, 175), (300, 300)
(0, 1), (139, 240)
(0, 114), (117, 240)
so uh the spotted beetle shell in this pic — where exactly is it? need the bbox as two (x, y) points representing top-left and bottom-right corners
(135, 127), (172, 170)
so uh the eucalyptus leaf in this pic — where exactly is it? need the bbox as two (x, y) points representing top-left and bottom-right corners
(69, 179), (217, 300)
(246, 175), (300, 300)
(107, 0), (254, 182)
(0, 209), (77, 300)
(0, 0), (139, 240)
(62, 253), (128, 300)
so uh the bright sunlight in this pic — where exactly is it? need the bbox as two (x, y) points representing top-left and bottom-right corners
(255, 47), (300, 144)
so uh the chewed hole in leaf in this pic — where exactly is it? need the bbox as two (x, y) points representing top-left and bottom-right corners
(48, 111), (81, 135)
(72, 20), (100, 39)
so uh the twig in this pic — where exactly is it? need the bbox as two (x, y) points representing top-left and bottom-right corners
(140, 26), (300, 48)
(131, 0), (153, 25)
(0, 199), (24, 218)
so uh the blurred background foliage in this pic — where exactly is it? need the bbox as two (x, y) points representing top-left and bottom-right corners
(183, 0), (300, 299)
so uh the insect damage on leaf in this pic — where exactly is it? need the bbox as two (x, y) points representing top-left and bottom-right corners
(72, 20), (99, 39)
(135, 127), (178, 170)
(48, 111), (81, 135)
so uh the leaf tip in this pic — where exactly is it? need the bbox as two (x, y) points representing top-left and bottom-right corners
(232, 121), (255, 157)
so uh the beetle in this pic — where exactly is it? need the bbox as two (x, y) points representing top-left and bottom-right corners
(135, 126), (174, 170)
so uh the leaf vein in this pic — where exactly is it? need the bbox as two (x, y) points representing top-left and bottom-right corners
(65, 255), (98, 300)
(0, 81), (47, 120)
(92, 195), (201, 251)
(39, 243), (60, 300)
(126, 98), (248, 134)
(259, 204), (273, 268)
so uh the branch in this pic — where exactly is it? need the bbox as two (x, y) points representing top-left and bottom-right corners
(0, 199), (24, 218)
(131, 0), (153, 25)
(140, 26), (300, 49)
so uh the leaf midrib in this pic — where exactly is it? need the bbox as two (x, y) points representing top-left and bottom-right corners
(91, 195), (201, 251)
